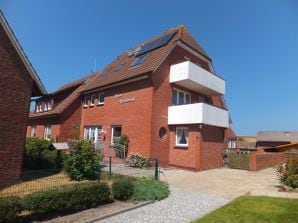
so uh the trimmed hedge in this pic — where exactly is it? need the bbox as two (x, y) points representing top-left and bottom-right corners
(112, 179), (135, 201)
(0, 196), (22, 222)
(132, 178), (170, 201)
(22, 182), (111, 213)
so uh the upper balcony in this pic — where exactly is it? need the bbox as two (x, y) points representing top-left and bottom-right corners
(168, 103), (229, 128)
(169, 61), (225, 95)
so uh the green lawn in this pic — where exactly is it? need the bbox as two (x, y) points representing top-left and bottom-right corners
(192, 196), (298, 223)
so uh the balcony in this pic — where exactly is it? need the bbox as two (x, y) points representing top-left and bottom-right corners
(170, 61), (225, 95)
(168, 103), (229, 128)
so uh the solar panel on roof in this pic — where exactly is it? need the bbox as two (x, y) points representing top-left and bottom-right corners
(130, 53), (149, 67)
(135, 32), (176, 56)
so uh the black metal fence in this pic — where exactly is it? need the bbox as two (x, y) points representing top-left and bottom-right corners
(0, 157), (159, 197)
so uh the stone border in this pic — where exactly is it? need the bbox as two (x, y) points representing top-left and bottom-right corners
(79, 201), (153, 223)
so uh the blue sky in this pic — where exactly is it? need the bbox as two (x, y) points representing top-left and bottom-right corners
(1, 0), (298, 136)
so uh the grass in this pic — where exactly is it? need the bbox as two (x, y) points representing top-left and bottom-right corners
(0, 170), (132, 197)
(192, 196), (298, 223)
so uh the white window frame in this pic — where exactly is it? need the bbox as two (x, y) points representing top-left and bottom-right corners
(175, 127), (189, 147)
(44, 124), (51, 140)
(47, 99), (53, 110)
(83, 126), (102, 143)
(90, 95), (95, 106)
(98, 92), (105, 105)
(172, 88), (191, 105)
(83, 96), (89, 107)
(31, 125), (36, 137)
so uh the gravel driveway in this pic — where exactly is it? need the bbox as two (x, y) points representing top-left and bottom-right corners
(98, 187), (229, 223)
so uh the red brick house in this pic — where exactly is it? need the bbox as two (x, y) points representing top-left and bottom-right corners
(0, 11), (46, 181)
(28, 26), (231, 171)
(80, 26), (230, 170)
(26, 74), (97, 142)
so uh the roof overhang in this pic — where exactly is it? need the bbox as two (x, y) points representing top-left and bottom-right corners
(0, 10), (47, 96)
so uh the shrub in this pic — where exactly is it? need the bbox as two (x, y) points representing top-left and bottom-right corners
(22, 182), (111, 213)
(276, 154), (298, 188)
(112, 179), (134, 201)
(126, 153), (152, 168)
(24, 137), (58, 169)
(63, 140), (102, 180)
(132, 178), (170, 201)
(0, 196), (22, 222)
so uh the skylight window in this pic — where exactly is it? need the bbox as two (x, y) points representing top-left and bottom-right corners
(130, 53), (149, 67)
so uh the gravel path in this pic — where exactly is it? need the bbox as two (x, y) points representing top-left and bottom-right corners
(98, 187), (230, 223)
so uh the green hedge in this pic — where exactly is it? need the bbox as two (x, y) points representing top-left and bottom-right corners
(0, 196), (22, 222)
(132, 178), (170, 201)
(24, 137), (59, 170)
(112, 179), (135, 201)
(22, 182), (111, 213)
(0, 182), (111, 221)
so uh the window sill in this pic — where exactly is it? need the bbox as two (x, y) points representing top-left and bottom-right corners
(174, 145), (188, 149)
(97, 103), (104, 106)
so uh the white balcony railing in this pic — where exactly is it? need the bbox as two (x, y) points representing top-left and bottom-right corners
(168, 103), (229, 128)
(170, 61), (225, 95)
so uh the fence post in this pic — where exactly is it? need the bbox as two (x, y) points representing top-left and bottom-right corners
(97, 161), (101, 181)
(109, 156), (112, 179)
(154, 159), (159, 180)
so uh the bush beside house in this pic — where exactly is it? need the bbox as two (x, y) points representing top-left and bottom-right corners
(63, 140), (102, 180)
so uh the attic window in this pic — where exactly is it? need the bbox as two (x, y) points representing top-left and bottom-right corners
(130, 53), (149, 67)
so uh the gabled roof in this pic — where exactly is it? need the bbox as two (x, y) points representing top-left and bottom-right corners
(257, 131), (298, 143)
(29, 73), (98, 119)
(83, 25), (211, 92)
(0, 10), (46, 96)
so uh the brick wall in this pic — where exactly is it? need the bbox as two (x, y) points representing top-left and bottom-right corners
(250, 152), (285, 171)
(200, 125), (225, 170)
(59, 98), (82, 141)
(168, 125), (201, 170)
(0, 24), (34, 182)
(80, 78), (153, 157)
(150, 46), (225, 169)
(27, 118), (61, 142)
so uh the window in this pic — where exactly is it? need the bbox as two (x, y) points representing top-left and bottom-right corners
(159, 127), (167, 140)
(36, 101), (43, 112)
(130, 53), (149, 67)
(111, 126), (122, 144)
(31, 125), (36, 137)
(90, 95), (95, 106)
(172, 89), (191, 105)
(83, 96), (89, 107)
(47, 99), (53, 110)
(44, 124), (51, 140)
(176, 127), (188, 146)
(228, 139), (237, 149)
(98, 92), (105, 104)
(84, 126), (102, 143)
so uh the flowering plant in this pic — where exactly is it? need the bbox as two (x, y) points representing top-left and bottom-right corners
(126, 153), (152, 168)
(275, 154), (298, 188)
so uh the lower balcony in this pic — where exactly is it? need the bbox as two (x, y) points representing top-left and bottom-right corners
(168, 103), (229, 128)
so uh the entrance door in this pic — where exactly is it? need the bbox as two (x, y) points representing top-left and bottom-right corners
(111, 125), (122, 144)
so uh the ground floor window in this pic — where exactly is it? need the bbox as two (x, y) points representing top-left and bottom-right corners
(44, 124), (51, 140)
(176, 127), (188, 146)
(31, 125), (36, 137)
(228, 138), (237, 149)
(111, 125), (122, 144)
(84, 126), (102, 143)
